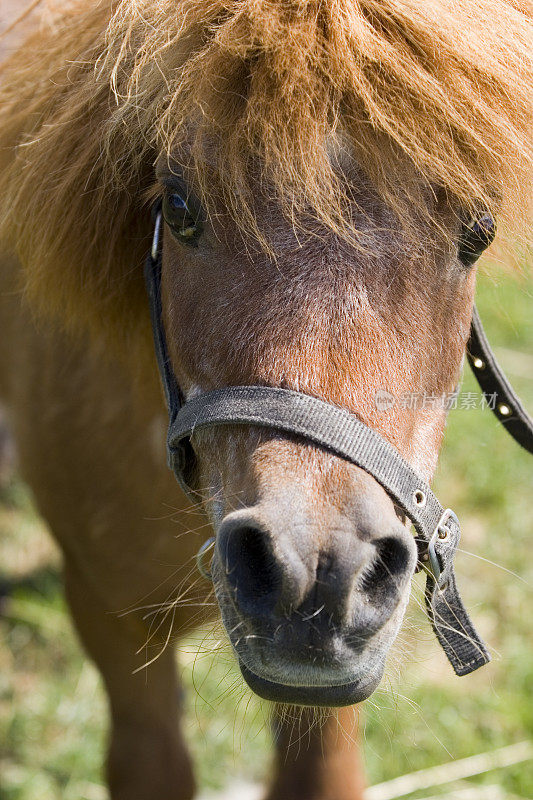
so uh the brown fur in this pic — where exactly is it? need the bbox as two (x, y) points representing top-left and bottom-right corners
(1, 2), (533, 799)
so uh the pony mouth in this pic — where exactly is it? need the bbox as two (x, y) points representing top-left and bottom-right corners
(238, 660), (383, 707)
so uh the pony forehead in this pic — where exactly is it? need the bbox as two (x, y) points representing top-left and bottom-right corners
(155, 133), (374, 191)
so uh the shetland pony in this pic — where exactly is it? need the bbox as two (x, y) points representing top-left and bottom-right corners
(1, 1), (532, 798)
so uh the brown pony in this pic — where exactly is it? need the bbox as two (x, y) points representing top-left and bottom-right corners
(1, 1), (532, 798)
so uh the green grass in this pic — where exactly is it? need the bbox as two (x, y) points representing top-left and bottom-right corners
(1, 266), (532, 799)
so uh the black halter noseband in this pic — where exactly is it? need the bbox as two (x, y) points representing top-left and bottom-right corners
(145, 208), (533, 678)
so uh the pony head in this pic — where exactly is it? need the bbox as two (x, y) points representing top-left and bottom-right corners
(1, 0), (532, 704)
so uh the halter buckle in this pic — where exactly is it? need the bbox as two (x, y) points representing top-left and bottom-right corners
(425, 508), (459, 582)
(416, 509), (459, 580)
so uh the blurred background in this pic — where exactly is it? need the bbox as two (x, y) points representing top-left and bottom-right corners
(1, 264), (532, 800)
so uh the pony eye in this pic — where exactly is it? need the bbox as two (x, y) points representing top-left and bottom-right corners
(162, 191), (203, 245)
(168, 193), (187, 211)
(458, 211), (496, 267)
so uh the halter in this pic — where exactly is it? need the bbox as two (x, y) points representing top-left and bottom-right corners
(145, 208), (533, 677)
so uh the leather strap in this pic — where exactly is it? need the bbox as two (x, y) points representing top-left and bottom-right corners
(145, 209), (184, 417)
(467, 306), (533, 453)
(169, 386), (453, 540)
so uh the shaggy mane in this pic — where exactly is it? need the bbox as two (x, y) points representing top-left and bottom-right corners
(1, 0), (532, 351)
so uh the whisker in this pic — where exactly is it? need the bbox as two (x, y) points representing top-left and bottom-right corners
(455, 547), (530, 586)
(133, 603), (176, 674)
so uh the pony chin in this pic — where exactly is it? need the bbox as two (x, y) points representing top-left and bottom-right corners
(238, 662), (384, 708)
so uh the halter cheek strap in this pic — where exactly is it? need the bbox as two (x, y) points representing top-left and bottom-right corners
(144, 209), (532, 677)
(467, 306), (533, 451)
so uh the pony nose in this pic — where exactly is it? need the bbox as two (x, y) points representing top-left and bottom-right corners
(215, 504), (416, 630)
(215, 512), (312, 618)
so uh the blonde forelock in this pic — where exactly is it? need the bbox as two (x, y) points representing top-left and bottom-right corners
(0, 0), (532, 347)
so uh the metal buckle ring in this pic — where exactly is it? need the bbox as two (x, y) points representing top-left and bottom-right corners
(426, 508), (459, 582)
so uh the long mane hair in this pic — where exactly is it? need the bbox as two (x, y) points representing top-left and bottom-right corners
(1, 0), (532, 353)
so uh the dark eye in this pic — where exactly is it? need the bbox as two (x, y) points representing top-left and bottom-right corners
(458, 211), (496, 267)
(162, 191), (203, 245)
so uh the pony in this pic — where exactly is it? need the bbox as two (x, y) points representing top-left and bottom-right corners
(1, 0), (532, 798)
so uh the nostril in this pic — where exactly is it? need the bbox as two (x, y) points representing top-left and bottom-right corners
(220, 524), (281, 615)
(359, 536), (411, 597)
(376, 536), (411, 578)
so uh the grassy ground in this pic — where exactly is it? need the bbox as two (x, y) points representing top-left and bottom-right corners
(1, 265), (532, 800)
